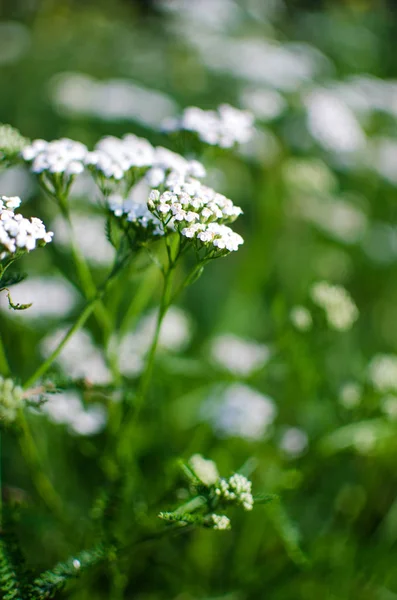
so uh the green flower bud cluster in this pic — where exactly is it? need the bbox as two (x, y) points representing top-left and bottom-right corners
(0, 376), (23, 424)
(0, 124), (29, 165)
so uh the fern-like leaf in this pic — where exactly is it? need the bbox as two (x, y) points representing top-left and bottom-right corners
(30, 544), (106, 599)
(0, 532), (28, 600)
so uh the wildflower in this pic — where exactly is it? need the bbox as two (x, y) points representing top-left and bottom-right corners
(290, 306), (312, 331)
(310, 281), (358, 331)
(203, 383), (276, 440)
(211, 514), (231, 530)
(21, 138), (87, 196)
(369, 354), (397, 393)
(339, 382), (362, 409)
(381, 395), (397, 420)
(41, 390), (107, 436)
(279, 427), (308, 458)
(210, 333), (270, 376)
(162, 104), (254, 148)
(0, 195), (53, 261)
(189, 454), (219, 486)
(214, 473), (254, 511)
(0, 376), (23, 424)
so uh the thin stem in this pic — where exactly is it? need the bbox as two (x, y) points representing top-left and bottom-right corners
(23, 257), (127, 390)
(0, 334), (11, 377)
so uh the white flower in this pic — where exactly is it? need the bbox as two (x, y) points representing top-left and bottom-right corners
(279, 427), (308, 458)
(211, 514), (231, 530)
(189, 454), (219, 486)
(22, 138), (88, 177)
(41, 328), (112, 385)
(369, 354), (397, 393)
(339, 382), (362, 409)
(381, 395), (397, 420)
(214, 473), (254, 511)
(41, 390), (107, 436)
(0, 195), (53, 260)
(210, 333), (270, 376)
(0, 376), (23, 423)
(311, 281), (358, 331)
(162, 104), (254, 148)
(290, 306), (313, 332)
(203, 383), (277, 440)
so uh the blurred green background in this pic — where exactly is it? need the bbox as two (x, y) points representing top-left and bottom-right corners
(3, 0), (397, 598)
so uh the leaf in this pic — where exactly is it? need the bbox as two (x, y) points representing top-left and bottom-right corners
(0, 272), (26, 289)
(265, 498), (309, 567)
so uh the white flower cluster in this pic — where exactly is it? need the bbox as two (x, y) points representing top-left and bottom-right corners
(41, 390), (107, 436)
(203, 383), (276, 440)
(214, 473), (254, 511)
(148, 177), (243, 254)
(339, 382), (362, 409)
(0, 123), (29, 160)
(0, 195), (53, 260)
(189, 454), (219, 486)
(211, 514), (231, 530)
(163, 104), (254, 148)
(0, 376), (23, 423)
(210, 333), (270, 376)
(369, 354), (397, 393)
(290, 306), (313, 332)
(85, 134), (154, 182)
(311, 281), (358, 331)
(21, 138), (87, 178)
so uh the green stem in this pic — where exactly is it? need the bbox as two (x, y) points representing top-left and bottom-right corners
(0, 335), (10, 377)
(23, 258), (127, 390)
(17, 410), (64, 520)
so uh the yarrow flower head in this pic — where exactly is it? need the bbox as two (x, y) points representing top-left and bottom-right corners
(211, 514), (231, 530)
(21, 138), (88, 196)
(0, 376), (23, 424)
(189, 454), (219, 486)
(86, 134), (155, 195)
(0, 195), (53, 262)
(310, 281), (358, 331)
(0, 124), (29, 165)
(147, 176), (243, 256)
(214, 474), (254, 511)
(162, 104), (255, 149)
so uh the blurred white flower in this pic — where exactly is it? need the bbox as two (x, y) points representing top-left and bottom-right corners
(42, 390), (107, 436)
(50, 73), (177, 128)
(339, 382), (362, 409)
(369, 354), (397, 394)
(381, 395), (397, 421)
(51, 212), (114, 266)
(0, 277), (78, 320)
(311, 281), (358, 331)
(239, 86), (286, 121)
(41, 328), (112, 385)
(203, 383), (277, 440)
(304, 89), (366, 154)
(279, 427), (308, 458)
(210, 333), (270, 376)
(294, 194), (367, 245)
(290, 306), (312, 332)
(189, 454), (219, 486)
(118, 307), (192, 377)
(283, 158), (337, 194)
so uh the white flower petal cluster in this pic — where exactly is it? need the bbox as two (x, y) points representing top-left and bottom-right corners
(163, 104), (254, 148)
(369, 354), (397, 393)
(215, 473), (254, 511)
(189, 454), (219, 486)
(279, 427), (308, 458)
(0, 376), (23, 424)
(290, 305), (313, 332)
(210, 333), (270, 376)
(203, 383), (276, 440)
(0, 195), (53, 259)
(41, 390), (107, 436)
(148, 177), (243, 254)
(211, 514), (231, 530)
(311, 281), (358, 331)
(339, 382), (362, 409)
(86, 134), (155, 181)
(21, 138), (87, 177)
